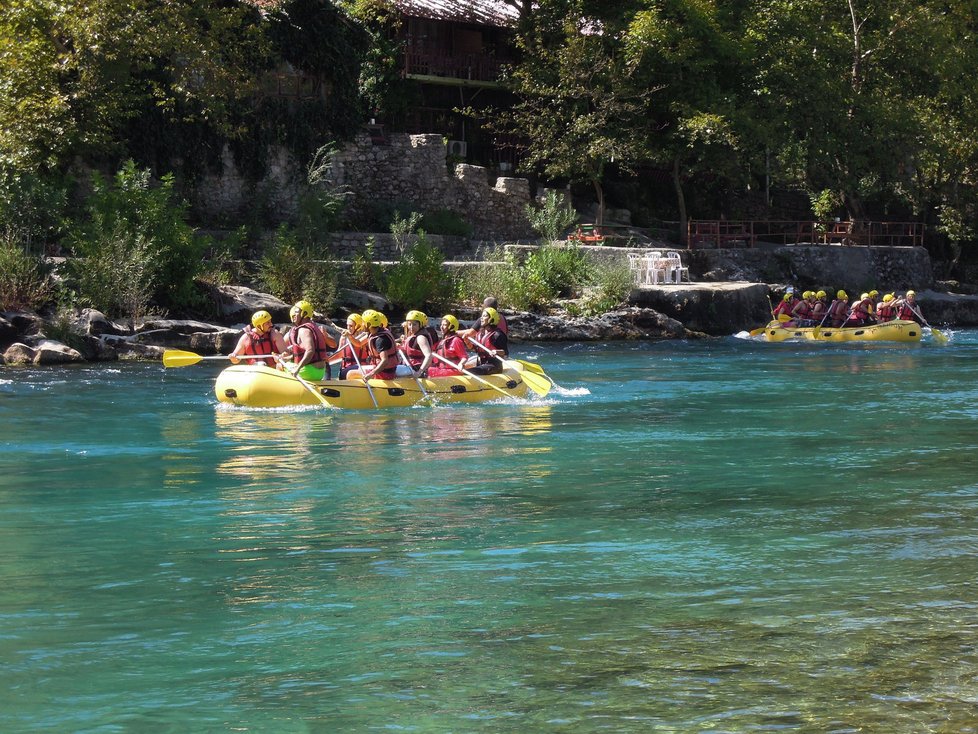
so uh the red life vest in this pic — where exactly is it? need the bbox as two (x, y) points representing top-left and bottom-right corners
(286, 322), (329, 365)
(367, 328), (398, 379)
(794, 301), (813, 319)
(828, 300), (848, 326)
(896, 302), (917, 321)
(475, 327), (507, 366)
(402, 333), (430, 369)
(339, 337), (369, 370)
(773, 300), (793, 317)
(877, 302), (896, 322)
(241, 325), (276, 367)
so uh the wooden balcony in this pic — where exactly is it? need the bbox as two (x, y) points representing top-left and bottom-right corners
(403, 51), (508, 87)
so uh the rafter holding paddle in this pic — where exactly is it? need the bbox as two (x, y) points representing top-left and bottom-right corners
(466, 340), (553, 397)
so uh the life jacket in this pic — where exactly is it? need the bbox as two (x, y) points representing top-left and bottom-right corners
(402, 332), (430, 369)
(793, 300), (813, 319)
(475, 327), (508, 366)
(828, 299), (848, 326)
(339, 336), (369, 370)
(896, 301), (918, 322)
(286, 322), (329, 366)
(877, 302), (896, 322)
(773, 300), (793, 317)
(367, 327), (398, 379)
(241, 325), (276, 367)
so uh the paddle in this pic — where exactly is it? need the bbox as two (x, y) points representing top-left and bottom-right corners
(909, 305), (948, 345)
(274, 355), (333, 409)
(341, 336), (379, 408)
(397, 347), (432, 402)
(466, 340), (552, 397)
(431, 353), (516, 399)
(162, 349), (274, 368)
(811, 307), (833, 339)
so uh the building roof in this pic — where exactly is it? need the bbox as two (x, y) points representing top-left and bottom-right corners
(395, 0), (519, 28)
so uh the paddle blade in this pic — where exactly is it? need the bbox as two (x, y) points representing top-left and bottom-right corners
(516, 359), (547, 376)
(931, 328), (949, 345)
(748, 326), (766, 337)
(520, 368), (553, 397)
(162, 349), (204, 368)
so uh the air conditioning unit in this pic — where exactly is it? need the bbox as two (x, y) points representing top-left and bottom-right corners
(447, 139), (467, 157)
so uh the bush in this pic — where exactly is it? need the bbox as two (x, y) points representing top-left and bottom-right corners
(65, 161), (209, 313)
(383, 229), (455, 311)
(257, 224), (339, 313)
(349, 238), (383, 292)
(295, 143), (348, 246)
(459, 247), (555, 312)
(66, 224), (159, 324)
(0, 230), (55, 311)
(579, 258), (633, 315)
(526, 190), (578, 243)
(523, 243), (591, 298)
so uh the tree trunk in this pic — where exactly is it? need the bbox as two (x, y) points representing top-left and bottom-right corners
(672, 156), (688, 245)
(593, 179), (605, 225)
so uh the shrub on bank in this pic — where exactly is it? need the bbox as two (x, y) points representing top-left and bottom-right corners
(258, 224), (339, 313)
(0, 231), (55, 312)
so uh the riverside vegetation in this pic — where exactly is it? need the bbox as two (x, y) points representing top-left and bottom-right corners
(0, 163), (633, 344)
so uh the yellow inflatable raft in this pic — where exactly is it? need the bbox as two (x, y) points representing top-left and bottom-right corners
(215, 363), (530, 409)
(762, 319), (922, 343)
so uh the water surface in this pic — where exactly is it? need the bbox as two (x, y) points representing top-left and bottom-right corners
(2, 331), (977, 732)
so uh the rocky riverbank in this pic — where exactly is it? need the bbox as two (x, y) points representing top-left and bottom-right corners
(5, 261), (978, 366)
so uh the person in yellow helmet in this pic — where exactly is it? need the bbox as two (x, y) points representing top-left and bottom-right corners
(355, 309), (398, 380)
(283, 300), (335, 380)
(464, 306), (509, 375)
(876, 293), (897, 322)
(790, 290), (817, 326)
(428, 314), (470, 377)
(397, 310), (435, 377)
(772, 290), (796, 319)
(229, 310), (286, 367)
(826, 290), (849, 327)
(811, 290), (829, 323)
(846, 292), (876, 326)
(333, 313), (370, 380)
(895, 290), (925, 324)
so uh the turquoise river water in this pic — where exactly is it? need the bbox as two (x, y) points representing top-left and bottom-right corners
(2, 330), (978, 733)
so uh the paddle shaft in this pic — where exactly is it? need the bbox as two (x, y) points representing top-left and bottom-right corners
(342, 336), (379, 409)
(466, 339), (552, 397)
(908, 304), (948, 343)
(274, 355), (332, 408)
(431, 353), (512, 398)
(397, 347), (431, 399)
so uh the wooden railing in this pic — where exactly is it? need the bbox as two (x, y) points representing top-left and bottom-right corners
(687, 220), (924, 249)
(403, 51), (507, 83)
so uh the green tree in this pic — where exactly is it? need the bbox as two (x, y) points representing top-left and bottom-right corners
(500, 1), (658, 224)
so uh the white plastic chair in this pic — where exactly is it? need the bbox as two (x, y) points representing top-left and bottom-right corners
(643, 251), (664, 285)
(626, 252), (646, 286)
(665, 251), (690, 283)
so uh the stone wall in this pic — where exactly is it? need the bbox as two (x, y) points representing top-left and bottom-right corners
(192, 145), (302, 223)
(331, 133), (537, 240)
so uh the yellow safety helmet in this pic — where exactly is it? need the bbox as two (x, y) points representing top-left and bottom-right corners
(816, 290), (827, 299)
(405, 310), (428, 326)
(837, 290), (848, 299)
(802, 290), (813, 299)
(860, 293), (869, 301)
(346, 313), (363, 328)
(251, 310), (272, 328)
(906, 289), (916, 297)
(482, 307), (500, 325)
(441, 314), (459, 332)
(290, 299), (314, 320)
(869, 289), (879, 298)
(361, 309), (386, 328)
(782, 293), (792, 302)
(882, 293), (894, 302)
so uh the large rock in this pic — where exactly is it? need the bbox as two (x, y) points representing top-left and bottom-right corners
(198, 284), (291, 324)
(31, 339), (85, 365)
(132, 319), (240, 354)
(71, 308), (131, 337)
(337, 288), (391, 314)
(3, 343), (35, 365)
(914, 289), (978, 326)
(630, 283), (772, 335)
(507, 308), (692, 341)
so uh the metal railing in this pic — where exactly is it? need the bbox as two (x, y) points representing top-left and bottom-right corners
(687, 220), (924, 249)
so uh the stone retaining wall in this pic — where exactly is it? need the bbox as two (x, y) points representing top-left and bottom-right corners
(330, 133), (538, 240)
